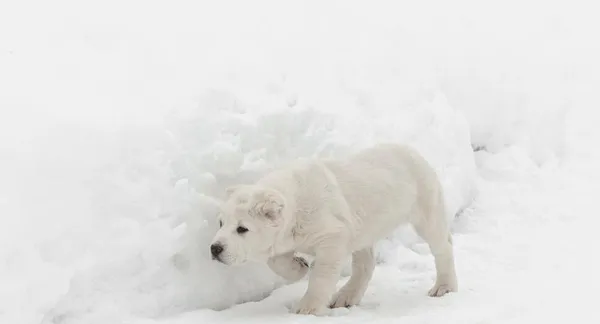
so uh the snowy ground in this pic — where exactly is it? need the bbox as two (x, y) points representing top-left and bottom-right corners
(1, 1), (600, 324)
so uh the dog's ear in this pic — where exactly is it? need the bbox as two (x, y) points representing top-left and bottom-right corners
(255, 189), (285, 221)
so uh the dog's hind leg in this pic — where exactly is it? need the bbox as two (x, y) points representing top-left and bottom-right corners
(412, 202), (458, 297)
(329, 246), (375, 308)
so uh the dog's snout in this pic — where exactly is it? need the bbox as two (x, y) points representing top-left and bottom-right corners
(211, 243), (224, 258)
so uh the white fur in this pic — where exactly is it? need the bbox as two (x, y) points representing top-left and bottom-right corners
(210, 143), (458, 315)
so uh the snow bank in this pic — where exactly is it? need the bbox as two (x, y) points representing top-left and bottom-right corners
(37, 81), (476, 324)
(0, 1), (591, 324)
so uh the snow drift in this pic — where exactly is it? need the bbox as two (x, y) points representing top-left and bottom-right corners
(36, 81), (478, 324)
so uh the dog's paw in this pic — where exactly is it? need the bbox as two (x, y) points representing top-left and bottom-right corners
(268, 254), (310, 283)
(293, 256), (310, 268)
(285, 256), (310, 282)
(291, 297), (328, 316)
(329, 289), (362, 308)
(428, 282), (457, 297)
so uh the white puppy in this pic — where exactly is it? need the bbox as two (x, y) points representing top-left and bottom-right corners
(210, 143), (458, 315)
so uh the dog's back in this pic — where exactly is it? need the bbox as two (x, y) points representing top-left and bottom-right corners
(321, 143), (445, 251)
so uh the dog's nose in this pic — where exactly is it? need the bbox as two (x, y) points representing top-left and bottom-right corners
(211, 243), (224, 258)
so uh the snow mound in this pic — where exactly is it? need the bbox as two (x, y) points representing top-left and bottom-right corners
(39, 80), (476, 324)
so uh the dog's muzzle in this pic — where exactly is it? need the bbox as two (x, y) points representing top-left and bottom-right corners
(210, 243), (224, 262)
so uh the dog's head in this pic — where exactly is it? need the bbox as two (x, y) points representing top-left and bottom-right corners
(210, 184), (286, 265)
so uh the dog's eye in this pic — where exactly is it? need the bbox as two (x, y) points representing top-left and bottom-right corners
(236, 226), (248, 234)
(219, 220), (223, 228)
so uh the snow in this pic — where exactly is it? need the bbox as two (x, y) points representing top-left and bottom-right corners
(1, 1), (599, 324)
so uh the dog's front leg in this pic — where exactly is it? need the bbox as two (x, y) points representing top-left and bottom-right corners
(292, 240), (346, 316)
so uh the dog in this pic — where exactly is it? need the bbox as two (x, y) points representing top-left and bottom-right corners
(210, 143), (458, 315)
